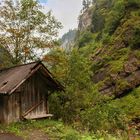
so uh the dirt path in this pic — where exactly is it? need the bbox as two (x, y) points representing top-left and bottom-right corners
(27, 130), (49, 140)
(0, 133), (23, 140)
(0, 130), (49, 140)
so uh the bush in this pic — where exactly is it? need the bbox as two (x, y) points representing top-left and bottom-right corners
(125, 0), (140, 8)
(80, 103), (126, 134)
(102, 33), (112, 44)
(78, 31), (93, 48)
(91, 10), (105, 33)
(64, 131), (80, 140)
(49, 48), (93, 123)
(105, 0), (125, 35)
(129, 27), (140, 49)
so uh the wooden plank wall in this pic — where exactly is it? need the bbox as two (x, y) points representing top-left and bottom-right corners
(20, 72), (48, 119)
(7, 93), (20, 123)
(0, 95), (4, 123)
(2, 71), (49, 123)
(0, 95), (10, 124)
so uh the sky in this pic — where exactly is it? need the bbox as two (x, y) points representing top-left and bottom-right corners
(40, 0), (83, 38)
(0, 0), (83, 38)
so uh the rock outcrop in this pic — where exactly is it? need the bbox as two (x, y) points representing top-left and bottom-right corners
(78, 0), (140, 97)
(78, 8), (93, 31)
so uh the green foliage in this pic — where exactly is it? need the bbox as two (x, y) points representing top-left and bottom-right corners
(129, 26), (140, 49)
(110, 86), (140, 120)
(134, 50), (140, 60)
(102, 33), (112, 44)
(105, 0), (125, 35)
(80, 86), (140, 136)
(91, 10), (105, 33)
(81, 103), (126, 133)
(5, 123), (22, 136)
(125, 0), (140, 8)
(64, 131), (79, 140)
(78, 31), (93, 48)
(49, 48), (94, 123)
(109, 57), (127, 73)
(115, 79), (130, 93)
(44, 47), (69, 84)
(1, 0), (139, 139)
(48, 0), (140, 138)
(47, 45), (136, 138)
(0, 120), (93, 140)
(0, 45), (13, 68)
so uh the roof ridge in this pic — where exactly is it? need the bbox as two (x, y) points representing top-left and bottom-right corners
(0, 61), (41, 73)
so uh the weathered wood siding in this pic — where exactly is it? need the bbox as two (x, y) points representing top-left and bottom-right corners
(7, 93), (20, 123)
(0, 95), (9, 123)
(20, 71), (48, 119)
(1, 70), (51, 123)
(0, 95), (4, 123)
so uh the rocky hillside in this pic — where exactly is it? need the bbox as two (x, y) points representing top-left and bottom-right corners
(78, 7), (93, 31)
(77, 0), (140, 98)
(60, 29), (77, 50)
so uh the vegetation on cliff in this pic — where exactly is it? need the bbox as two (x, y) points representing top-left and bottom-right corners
(0, 0), (140, 139)
(46, 0), (140, 138)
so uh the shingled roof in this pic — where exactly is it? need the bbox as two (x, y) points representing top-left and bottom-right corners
(0, 61), (63, 94)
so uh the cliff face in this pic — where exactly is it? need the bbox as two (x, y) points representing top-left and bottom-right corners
(78, 8), (93, 31)
(78, 0), (140, 97)
(92, 16), (140, 97)
(60, 29), (77, 50)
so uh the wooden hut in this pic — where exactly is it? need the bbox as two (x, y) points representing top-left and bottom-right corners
(0, 61), (63, 124)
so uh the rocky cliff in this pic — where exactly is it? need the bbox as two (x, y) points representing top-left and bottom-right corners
(60, 29), (77, 50)
(78, 0), (140, 97)
(78, 7), (93, 31)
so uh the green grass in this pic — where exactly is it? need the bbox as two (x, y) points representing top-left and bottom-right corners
(0, 119), (93, 140)
(0, 119), (129, 140)
(110, 86), (140, 120)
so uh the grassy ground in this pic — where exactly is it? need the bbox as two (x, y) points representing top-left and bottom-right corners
(0, 119), (93, 140)
(0, 119), (137, 140)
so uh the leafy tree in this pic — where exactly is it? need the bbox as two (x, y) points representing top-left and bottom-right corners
(43, 47), (69, 84)
(0, 0), (62, 64)
(47, 47), (94, 122)
(0, 45), (13, 68)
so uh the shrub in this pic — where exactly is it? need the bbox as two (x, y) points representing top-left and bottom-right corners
(105, 0), (125, 35)
(64, 131), (80, 140)
(129, 27), (140, 49)
(91, 10), (105, 33)
(78, 31), (93, 48)
(80, 103), (126, 134)
(125, 0), (140, 8)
